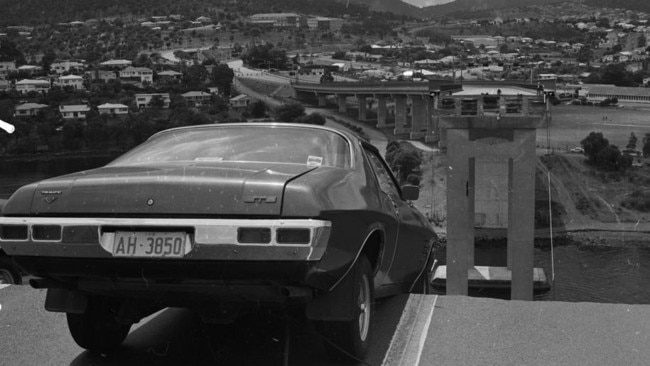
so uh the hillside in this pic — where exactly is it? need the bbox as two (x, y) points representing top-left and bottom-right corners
(418, 0), (567, 18)
(585, 0), (650, 13)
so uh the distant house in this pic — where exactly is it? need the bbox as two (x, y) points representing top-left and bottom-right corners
(98, 103), (129, 115)
(0, 61), (17, 80)
(18, 65), (43, 75)
(586, 84), (650, 104)
(119, 66), (153, 83)
(59, 104), (91, 119)
(56, 74), (84, 90)
(135, 93), (171, 109)
(100, 59), (133, 69)
(307, 17), (344, 31)
(14, 103), (48, 117)
(207, 86), (219, 94)
(157, 70), (183, 83)
(181, 91), (212, 107)
(249, 13), (305, 28)
(15, 79), (51, 94)
(229, 94), (251, 109)
(85, 70), (118, 83)
(51, 61), (85, 74)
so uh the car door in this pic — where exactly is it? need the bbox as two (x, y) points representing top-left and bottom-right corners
(364, 147), (406, 287)
(365, 148), (432, 288)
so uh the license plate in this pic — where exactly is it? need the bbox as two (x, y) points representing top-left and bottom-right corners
(113, 231), (186, 258)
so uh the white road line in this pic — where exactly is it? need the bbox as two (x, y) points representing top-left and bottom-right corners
(381, 294), (438, 366)
(414, 295), (437, 366)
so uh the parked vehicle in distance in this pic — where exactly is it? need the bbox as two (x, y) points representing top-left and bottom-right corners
(570, 147), (584, 154)
(0, 123), (437, 360)
(0, 200), (22, 285)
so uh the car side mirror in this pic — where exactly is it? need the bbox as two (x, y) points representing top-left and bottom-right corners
(401, 185), (419, 201)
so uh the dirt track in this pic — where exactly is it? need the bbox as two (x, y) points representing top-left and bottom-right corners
(539, 153), (650, 245)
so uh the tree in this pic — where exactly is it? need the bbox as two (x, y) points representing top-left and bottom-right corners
(596, 145), (630, 171)
(210, 63), (234, 96)
(296, 113), (326, 125)
(392, 149), (422, 183)
(627, 133), (638, 150)
(581, 132), (609, 164)
(250, 100), (267, 118)
(274, 103), (305, 122)
(643, 133), (650, 157)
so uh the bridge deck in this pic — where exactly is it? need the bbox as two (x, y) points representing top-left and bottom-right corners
(383, 294), (650, 366)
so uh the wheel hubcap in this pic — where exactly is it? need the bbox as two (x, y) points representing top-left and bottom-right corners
(358, 274), (371, 341)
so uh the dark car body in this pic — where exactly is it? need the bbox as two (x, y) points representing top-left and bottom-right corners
(0, 123), (437, 355)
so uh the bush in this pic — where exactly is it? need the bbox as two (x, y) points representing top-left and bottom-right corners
(621, 190), (650, 212)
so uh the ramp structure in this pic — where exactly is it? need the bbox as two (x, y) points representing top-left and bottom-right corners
(437, 84), (550, 300)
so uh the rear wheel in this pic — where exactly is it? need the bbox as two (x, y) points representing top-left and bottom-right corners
(320, 255), (373, 362)
(66, 296), (132, 354)
(0, 257), (21, 285)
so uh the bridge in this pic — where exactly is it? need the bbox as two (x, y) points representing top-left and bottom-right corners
(292, 80), (550, 145)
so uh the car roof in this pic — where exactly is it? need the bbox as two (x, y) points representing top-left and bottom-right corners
(148, 122), (365, 146)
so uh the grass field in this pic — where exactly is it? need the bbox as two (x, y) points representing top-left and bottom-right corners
(541, 104), (650, 151)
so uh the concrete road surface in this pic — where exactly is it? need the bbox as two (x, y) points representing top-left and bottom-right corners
(0, 285), (409, 366)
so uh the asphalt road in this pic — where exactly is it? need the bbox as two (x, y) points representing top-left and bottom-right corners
(0, 285), (410, 366)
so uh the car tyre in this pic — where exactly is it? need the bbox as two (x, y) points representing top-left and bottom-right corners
(320, 255), (373, 362)
(66, 296), (132, 354)
(0, 257), (21, 285)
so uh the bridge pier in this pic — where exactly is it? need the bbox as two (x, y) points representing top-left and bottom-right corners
(318, 95), (327, 107)
(410, 96), (429, 139)
(394, 96), (408, 135)
(357, 95), (367, 121)
(377, 97), (388, 128)
(337, 94), (347, 113)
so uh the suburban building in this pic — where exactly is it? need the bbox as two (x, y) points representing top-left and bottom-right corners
(51, 61), (85, 74)
(181, 91), (212, 107)
(13, 103), (48, 117)
(15, 79), (51, 94)
(307, 17), (344, 31)
(100, 59), (133, 69)
(135, 93), (171, 109)
(59, 104), (91, 119)
(249, 13), (305, 28)
(17, 65), (43, 75)
(157, 70), (183, 83)
(0, 61), (17, 80)
(84, 70), (117, 83)
(585, 84), (650, 104)
(229, 94), (251, 109)
(56, 74), (84, 90)
(119, 66), (154, 83)
(97, 103), (129, 115)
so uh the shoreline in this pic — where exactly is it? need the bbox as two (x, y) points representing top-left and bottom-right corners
(433, 229), (650, 248)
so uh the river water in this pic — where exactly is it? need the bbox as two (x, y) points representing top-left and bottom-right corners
(2, 156), (650, 304)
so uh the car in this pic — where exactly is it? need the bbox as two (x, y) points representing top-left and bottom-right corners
(570, 147), (584, 154)
(0, 123), (437, 359)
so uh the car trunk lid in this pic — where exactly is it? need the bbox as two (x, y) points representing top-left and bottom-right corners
(29, 163), (316, 216)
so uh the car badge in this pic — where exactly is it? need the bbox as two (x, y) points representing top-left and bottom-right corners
(244, 195), (278, 204)
(146, 198), (155, 206)
(41, 190), (62, 204)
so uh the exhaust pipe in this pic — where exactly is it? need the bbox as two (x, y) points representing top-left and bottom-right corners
(29, 278), (66, 289)
(280, 286), (313, 300)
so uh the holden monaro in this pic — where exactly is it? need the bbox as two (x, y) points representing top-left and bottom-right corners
(0, 123), (437, 359)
